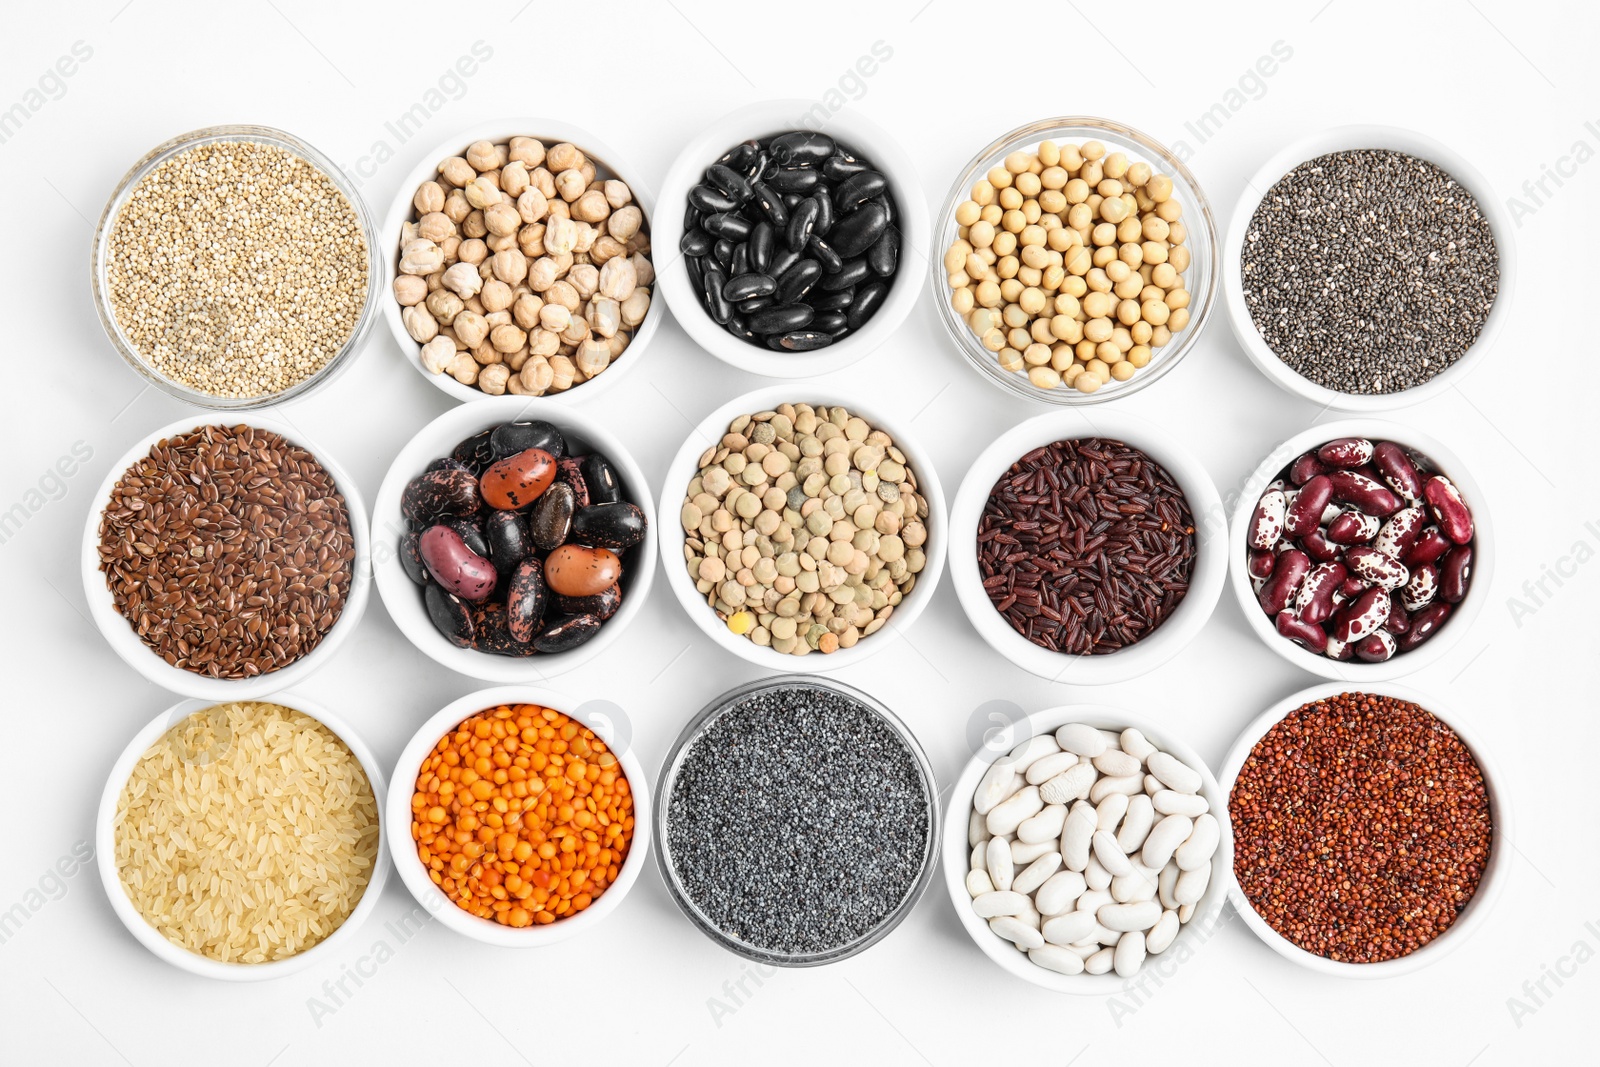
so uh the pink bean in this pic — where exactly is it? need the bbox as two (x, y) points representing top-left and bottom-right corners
(1247, 490), (1287, 551)
(1371, 441), (1425, 504)
(1258, 548), (1311, 616)
(1317, 437), (1375, 468)
(1327, 470), (1401, 516)
(1423, 476), (1475, 544)
(1440, 544), (1473, 604)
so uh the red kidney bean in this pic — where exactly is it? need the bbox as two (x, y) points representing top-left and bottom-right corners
(1276, 610), (1328, 653)
(1290, 452), (1329, 486)
(1424, 476), (1475, 544)
(1317, 437), (1374, 468)
(1334, 587), (1391, 644)
(1401, 563), (1440, 613)
(1259, 548), (1311, 616)
(1440, 545), (1473, 604)
(1294, 561), (1347, 625)
(1385, 599), (1411, 635)
(1398, 601), (1452, 651)
(1354, 630), (1397, 662)
(1285, 475), (1332, 538)
(1248, 489), (1288, 551)
(420, 525), (498, 603)
(1371, 441), (1425, 504)
(1301, 527), (1342, 562)
(1249, 549), (1276, 580)
(1373, 506), (1424, 561)
(1404, 526), (1452, 567)
(1327, 470), (1401, 516)
(1346, 546), (1409, 590)
(1327, 509), (1380, 545)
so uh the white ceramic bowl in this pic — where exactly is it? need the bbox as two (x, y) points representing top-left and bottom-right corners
(82, 416), (371, 700)
(97, 694), (390, 980)
(653, 99), (928, 379)
(943, 705), (1232, 993)
(372, 398), (656, 682)
(380, 119), (664, 405)
(1219, 681), (1511, 977)
(932, 116), (1219, 406)
(948, 409), (1226, 684)
(656, 385), (946, 672)
(1228, 419), (1491, 681)
(387, 685), (651, 946)
(1222, 125), (1515, 411)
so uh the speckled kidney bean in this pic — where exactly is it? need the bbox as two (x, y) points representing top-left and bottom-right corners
(1327, 470), (1401, 516)
(1373, 507), (1424, 560)
(1441, 545), (1473, 603)
(1424, 476), (1475, 544)
(1258, 548), (1311, 615)
(1293, 561), (1346, 625)
(1404, 527), (1453, 567)
(1248, 490), (1287, 551)
(1289, 452), (1328, 485)
(1334, 587), (1390, 644)
(1317, 437), (1374, 468)
(1285, 476), (1332, 537)
(1401, 563), (1439, 612)
(1346, 546), (1409, 590)
(1327, 509), (1380, 545)
(1399, 601), (1452, 650)
(1372, 441), (1425, 503)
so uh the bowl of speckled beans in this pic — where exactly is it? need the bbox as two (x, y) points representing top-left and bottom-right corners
(91, 125), (383, 409)
(1222, 125), (1515, 411)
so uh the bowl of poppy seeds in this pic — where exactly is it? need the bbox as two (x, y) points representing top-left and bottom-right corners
(1221, 683), (1510, 977)
(1223, 126), (1514, 410)
(655, 676), (940, 965)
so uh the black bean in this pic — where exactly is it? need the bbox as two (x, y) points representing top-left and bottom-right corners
(745, 149), (770, 181)
(718, 141), (758, 170)
(749, 221), (774, 272)
(774, 258), (822, 303)
(821, 258), (871, 290)
(747, 304), (815, 334)
(769, 330), (833, 351)
(686, 253), (705, 292)
(750, 181), (787, 227)
(729, 242), (749, 278)
(683, 204), (701, 232)
(770, 130), (834, 165)
(786, 197), (819, 253)
(823, 153), (870, 180)
(725, 314), (758, 342)
(579, 453), (623, 506)
(704, 163), (753, 201)
(680, 227), (713, 256)
(702, 265), (733, 324)
(781, 192), (803, 211)
(812, 310), (849, 335)
(424, 584), (473, 648)
(724, 272), (777, 301)
(830, 202), (889, 257)
(769, 246), (801, 281)
(770, 167), (820, 193)
(867, 229), (899, 277)
(703, 212), (753, 241)
(689, 184), (738, 213)
(712, 239), (735, 270)
(808, 234), (843, 273)
(812, 187), (834, 237)
(810, 287), (855, 311)
(835, 171), (888, 210)
(738, 294), (774, 313)
(847, 280), (890, 330)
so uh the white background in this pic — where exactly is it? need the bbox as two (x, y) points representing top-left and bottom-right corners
(2, 1), (1595, 1063)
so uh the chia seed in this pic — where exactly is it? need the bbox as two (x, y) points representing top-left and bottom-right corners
(663, 680), (934, 959)
(1241, 149), (1499, 395)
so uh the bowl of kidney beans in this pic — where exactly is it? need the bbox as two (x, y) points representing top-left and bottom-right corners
(654, 100), (928, 379)
(373, 399), (656, 681)
(1230, 421), (1490, 679)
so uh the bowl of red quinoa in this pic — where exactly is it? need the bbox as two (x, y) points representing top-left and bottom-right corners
(1222, 125), (1514, 411)
(1220, 683), (1510, 977)
(948, 409), (1226, 684)
(82, 416), (371, 699)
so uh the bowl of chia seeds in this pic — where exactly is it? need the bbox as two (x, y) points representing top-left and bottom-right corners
(654, 676), (941, 966)
(1223, 126), (1514, 410)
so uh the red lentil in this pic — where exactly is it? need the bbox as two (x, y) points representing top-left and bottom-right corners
(1229, 691), (1492, 963)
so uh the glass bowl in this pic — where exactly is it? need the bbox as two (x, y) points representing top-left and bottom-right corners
(654, 675), (942, 966)
(931, 117), (1218, 406)
(90, 125), (383, 410)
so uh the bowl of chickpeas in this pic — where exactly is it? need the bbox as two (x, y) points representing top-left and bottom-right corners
(932, 118), (1218, 404)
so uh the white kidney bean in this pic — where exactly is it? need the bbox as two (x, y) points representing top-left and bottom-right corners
(1084, 852), (1112, 890)
(1041, 911), (1097, 946)
(972, 890), (1032, 918)
(1111, 865), (1160, 904)
(968, 807), (989, 847)
(1117, 794), (1155, 853)
(1147, 751), (1202, 794)
(1140, 814), (1193, 870)
(1011, 838), (1056, 866)
(1029, 944), (1087, 975)
(1174, 862), (1210, 906)
(966, 869), (994, 898)
(986, 785), (1043, 837)
(974, 761), (1022, 815)
(1144, 774), (1164, 795)
(1158, 862), (1180, 910)
(1093, 749), (1142, 777)
(1091, 774), (1144, 803)
(1024, 750), (1080, 785)
(1035, 870), (1087, 915)
(989, 916), (1044, 950)
(986, 836), (1014, 891)
(1092, 830), (1133, 877)
(1120, 728), (1157, 762)
(1175, 813), (1219, 871)
(1114, 931), (1147, 977)
(1095, 792), (1130, 833)
(1178, 902), (1195, 923)
(1013, 852), (1063, 895)
(1018, 803), (1068, 844)
(1060, 801), (1097, 871)
(1098, 900), (1162, 933)
(971, 842), (986, 873)
(1146, 910), (1181, 954)
(1152, 790), (1210, 817)
(1007, 733), (1061, 775)
(1085, 947), (1116, 974)
(1055, 723), (1107, 757)
(1040, 763), (1097, 804)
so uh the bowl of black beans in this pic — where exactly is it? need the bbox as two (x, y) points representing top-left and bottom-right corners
(655, 100), (927, 378)
(372, 398), (656, 682)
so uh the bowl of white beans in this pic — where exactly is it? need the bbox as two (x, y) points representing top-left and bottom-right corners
(943, 705), (1231, 993)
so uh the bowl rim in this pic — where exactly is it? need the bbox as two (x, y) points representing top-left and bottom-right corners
(653, 673), (942, 966)
(90, 124), (383, 411)
(941, 703), (1233, 994)
(654, 384), (947, 672)
(652, 98), (929, 380)
(96, 692), (391, 981)
(81, 415), (371, 700)
(385, 684), (651, 947)
(930, 115), (1220, 406)
(1226, 417), (1493, 681)
(1217, 679), (1512, 977)
(947, 408), (1227, 684)
(378, 117), (665, 406)
(370, 396), (657, 682)
(1221, 123), (1517, 411)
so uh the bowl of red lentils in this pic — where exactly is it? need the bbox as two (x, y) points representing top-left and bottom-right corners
(1220, 682), (1511, 977)
(387, 685), (649, 945)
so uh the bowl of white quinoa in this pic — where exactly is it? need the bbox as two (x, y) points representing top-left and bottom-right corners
(91, 125), (381, 409)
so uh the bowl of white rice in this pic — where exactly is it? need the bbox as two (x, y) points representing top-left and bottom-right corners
(97, 695), (389, 980)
